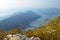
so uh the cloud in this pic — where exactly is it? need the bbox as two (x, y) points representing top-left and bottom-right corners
(0, 0), (60, 16)
(0, 0), (60, 10)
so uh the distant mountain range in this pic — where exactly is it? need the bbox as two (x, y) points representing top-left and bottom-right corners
(29, 8), (60, 28)
(0, 10), (40, 31)
(0, 8), (60, 31)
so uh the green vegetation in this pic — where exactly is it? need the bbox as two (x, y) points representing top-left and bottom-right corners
(0, 16), (60, 40)
(33, 16), (60, 40)
(0, 30), (6, 40)
(7, 28), (22, 35)
(25, 30), (33, 38)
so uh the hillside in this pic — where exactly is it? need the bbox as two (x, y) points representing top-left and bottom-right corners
(45, 16), (60, 30)
(33, 16), (60, 40)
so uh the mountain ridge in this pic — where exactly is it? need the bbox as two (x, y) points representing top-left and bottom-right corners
(33, 16), (60, 40)
(0, 10), (40, 31)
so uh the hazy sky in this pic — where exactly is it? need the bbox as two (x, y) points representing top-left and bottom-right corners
(0, 0), (60, 16)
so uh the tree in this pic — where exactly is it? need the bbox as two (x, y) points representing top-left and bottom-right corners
(0, 30), (6, 40)
(33, 29), (43, 40)
(25, 30), (33, 38)
(7, 28), (22, 35)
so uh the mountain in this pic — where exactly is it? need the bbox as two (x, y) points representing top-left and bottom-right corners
(29, 8), (60, 29)
(0, 8), (60, 31)
(32, 8), (60, 19)
(0, 10), (40, 31)
(29, 17), (50, 28)
(33, 16), (60, 40)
